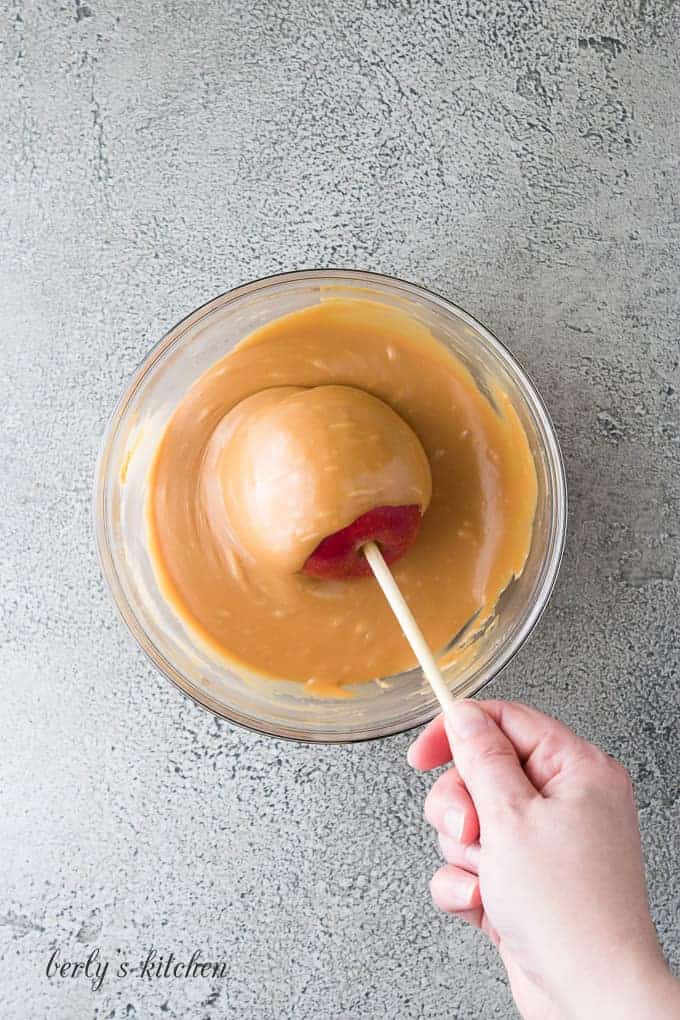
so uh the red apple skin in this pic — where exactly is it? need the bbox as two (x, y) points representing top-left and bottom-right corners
(302, 505), (423, 579)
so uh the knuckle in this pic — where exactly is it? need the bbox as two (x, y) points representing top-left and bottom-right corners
(572, 743), (608, 774)
(580, 748), (633, 797)
(537, 730), (565, 765)
(472, 740), (515, 770)
(607, 756), (633, 792)
(593, 746), (628, 777)
(528, 730), (566, 782)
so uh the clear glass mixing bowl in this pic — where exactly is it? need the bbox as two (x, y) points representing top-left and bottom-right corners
(94, 270), (566, 743)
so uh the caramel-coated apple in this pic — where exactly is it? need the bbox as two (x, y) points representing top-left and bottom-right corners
(201, 384), (432, 578)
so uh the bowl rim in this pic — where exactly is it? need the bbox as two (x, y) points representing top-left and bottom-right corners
(94, 268), (567, 744)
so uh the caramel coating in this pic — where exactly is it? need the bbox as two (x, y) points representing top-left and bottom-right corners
(148, 299), (537, 693)
(200, 384), (432, 574)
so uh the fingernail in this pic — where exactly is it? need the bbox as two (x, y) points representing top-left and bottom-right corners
(446, 701), (489, 739)
(443, 807), (465, 840)
(439, 869), (478, 907)
(464, 843), (481, 869)
(406, 742), (417, 768)
(460, 874), (478, 906)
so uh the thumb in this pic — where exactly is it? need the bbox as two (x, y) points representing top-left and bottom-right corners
(444, 701), (537, 826)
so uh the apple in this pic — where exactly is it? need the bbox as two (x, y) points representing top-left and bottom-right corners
(302, 504), (423, 579)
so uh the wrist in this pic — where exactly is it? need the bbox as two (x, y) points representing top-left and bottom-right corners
(563, 952), (680, 1020)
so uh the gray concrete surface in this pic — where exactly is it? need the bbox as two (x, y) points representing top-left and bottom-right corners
(2, 1), (679, 1017)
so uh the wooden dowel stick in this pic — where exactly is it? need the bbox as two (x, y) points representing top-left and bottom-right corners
(362, 541), (456, 717)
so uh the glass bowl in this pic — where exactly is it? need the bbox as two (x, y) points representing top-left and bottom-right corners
(94, 270), (566, 743)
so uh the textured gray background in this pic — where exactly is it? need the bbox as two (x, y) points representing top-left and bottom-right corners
(2, 1), (679, 1017)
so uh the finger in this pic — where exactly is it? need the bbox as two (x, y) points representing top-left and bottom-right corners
(408, 700), (589, 787)
(407, 715), (451, 771)
(477, 700), (593, 793)
(430, 865), (481, 913)
(424, 767), (480, 844)
(444, 701), (538, 824)
(438, 834), (481, 873)
(410, 700), (591, 796)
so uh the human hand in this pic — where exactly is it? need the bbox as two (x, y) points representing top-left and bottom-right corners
(408, 700), (680, 1020)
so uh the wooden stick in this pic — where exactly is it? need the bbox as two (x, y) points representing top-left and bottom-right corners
(362, 541), (457, 717)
